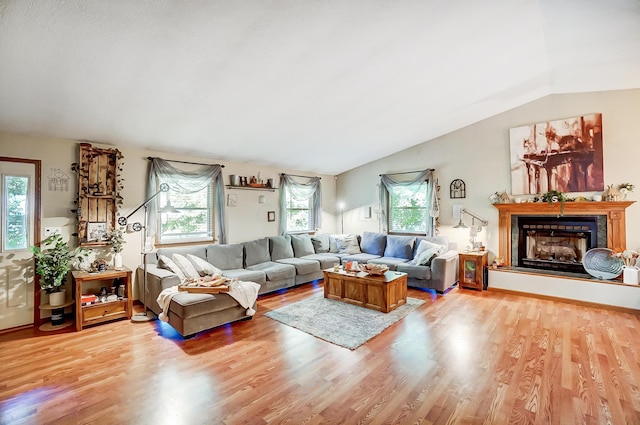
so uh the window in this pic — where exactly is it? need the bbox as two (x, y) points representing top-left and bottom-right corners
(3, 175), (30, 251)
(388, 182), (429, 233)
(285, 189), (316, 232)
(157, 181), (213, 244)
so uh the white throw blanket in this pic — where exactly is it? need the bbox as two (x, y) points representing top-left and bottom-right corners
(156, 280), (260, 323)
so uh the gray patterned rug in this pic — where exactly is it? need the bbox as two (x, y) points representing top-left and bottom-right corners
(264, 295), (425, 350)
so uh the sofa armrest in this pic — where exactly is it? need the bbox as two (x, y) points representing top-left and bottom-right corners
(429, 250), (459, 292)
(137, 264), (182, 315)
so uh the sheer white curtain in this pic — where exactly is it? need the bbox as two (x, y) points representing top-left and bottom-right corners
(147, 158), (227, 243)
(379, 169), (436, 236)
(279, 174), (322, 235)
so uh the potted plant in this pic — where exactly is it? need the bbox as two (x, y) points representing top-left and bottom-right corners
(541, 190), (568, 216)
(31, 234), (89, 306)
(107, 227), (125, 269)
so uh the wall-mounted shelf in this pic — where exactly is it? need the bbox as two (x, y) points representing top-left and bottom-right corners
(226, 185), (277, 192)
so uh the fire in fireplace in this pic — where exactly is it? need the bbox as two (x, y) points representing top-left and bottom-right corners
(517, 216), (599, 274)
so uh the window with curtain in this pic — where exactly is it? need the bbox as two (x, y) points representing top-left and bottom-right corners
(279, 174), (322, 234)
(380, 169), (436, 236)
(388, 182), (428, 233)
(284, 190), (316, 232)
(147, 158), (227, 245)
(157, 179), (213, 244)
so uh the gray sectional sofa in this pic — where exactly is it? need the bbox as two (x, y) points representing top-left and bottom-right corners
(139, 232), (457, 337)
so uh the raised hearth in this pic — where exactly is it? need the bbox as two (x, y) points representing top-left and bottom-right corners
(493, 201), (634, 270)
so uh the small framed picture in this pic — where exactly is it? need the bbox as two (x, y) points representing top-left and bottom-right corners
(227, 193), (237, 207)
(87, 222), (108, 242)
(267, 211), (276, 222)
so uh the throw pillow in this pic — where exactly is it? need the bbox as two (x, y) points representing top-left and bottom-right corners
(172, 253), (201, 280)
(157, 254), (186, 281)
(187, 254), (222, 277)
(269, 235), (294, 260)
(335, 234), (362, 254)
(290, 234), (316, 257)
(360, 231), (386, 256)
(384, 235), (415, 259)
(311, 233), (331, 253)
(329, 234), (347, 253)
(414, 246), (442, 266)
(412, 239), (446, 265)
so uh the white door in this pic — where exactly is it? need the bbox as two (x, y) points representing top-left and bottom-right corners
(0, 159), (37, 330)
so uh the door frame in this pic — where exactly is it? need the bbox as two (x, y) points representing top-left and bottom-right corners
(0, 156), (42, 327)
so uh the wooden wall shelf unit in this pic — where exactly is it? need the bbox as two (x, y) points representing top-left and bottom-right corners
(73, 143), (123, 247)
(493, 201), (634, 268)
(72, 267), (132, 331)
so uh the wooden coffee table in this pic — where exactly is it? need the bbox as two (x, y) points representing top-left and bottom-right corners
(323, 269), (407, 313)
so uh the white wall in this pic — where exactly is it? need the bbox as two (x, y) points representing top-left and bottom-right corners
(0, 132), (337, 299)
(337, 89), (640, 259)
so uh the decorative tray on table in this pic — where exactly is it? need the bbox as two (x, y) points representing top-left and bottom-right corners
(359, 264), (390, 276)
(178, 276), (230, 293)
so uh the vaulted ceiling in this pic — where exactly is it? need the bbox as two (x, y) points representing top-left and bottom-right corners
(0, 1), (638, 175)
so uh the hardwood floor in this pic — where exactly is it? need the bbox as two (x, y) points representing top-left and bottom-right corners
(2, 281), (640, 424)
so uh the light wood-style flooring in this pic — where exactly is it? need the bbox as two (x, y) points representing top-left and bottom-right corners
(2, 282), (640, 424)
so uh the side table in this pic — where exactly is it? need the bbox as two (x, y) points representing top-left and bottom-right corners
(72, 267), (133, 331)
(459, 251), (488, 291)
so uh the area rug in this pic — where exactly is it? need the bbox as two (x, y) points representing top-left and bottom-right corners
(264, 295), (425, 350)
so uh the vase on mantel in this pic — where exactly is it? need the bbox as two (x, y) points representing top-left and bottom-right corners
(623, 266), (639, 285)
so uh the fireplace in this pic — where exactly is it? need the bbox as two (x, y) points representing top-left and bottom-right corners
(493, 201), (633, 274)
(516, 216), (599, 273)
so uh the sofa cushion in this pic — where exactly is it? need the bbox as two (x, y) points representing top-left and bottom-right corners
(222, 268), (266, 285)
(360, 231), (387, 256)
(290, 234), (315, 257)
(384, 235), (415, 260)
(187, 254), (222, 277)
(244, 238), (271, 267)
(335, 234), (361, 254)
(269, 235), (294, 260)
(339, 252), (381, 263)
(206, 243), (244, 270)
(158, 254), (186, 281)
(275, 257), (321, 275)
(367, 257), (410, 271)
(301, 253), (341, 269)
(172, 253), (201, 280)
(311, 233), (331, 253)
(246, 262), (296, 281)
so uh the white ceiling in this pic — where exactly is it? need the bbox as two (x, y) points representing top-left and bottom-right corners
(0, 1), (638, 175)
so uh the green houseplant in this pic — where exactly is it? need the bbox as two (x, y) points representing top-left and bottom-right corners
(31, 234), (89, 295)
(541, 190), (568, 216)
(107, 227), (125, 269)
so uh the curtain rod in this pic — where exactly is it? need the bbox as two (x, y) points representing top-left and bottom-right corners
(147, 156), (225, 167)
(379, 168), (434, 176)
(281, 173), (321, 179)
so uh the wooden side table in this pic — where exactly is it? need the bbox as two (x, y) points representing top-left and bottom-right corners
(72, 267), (132, 331)
(459, 251), (488, 291)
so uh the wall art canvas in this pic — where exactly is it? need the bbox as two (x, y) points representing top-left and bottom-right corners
(509, 113), (604, 195)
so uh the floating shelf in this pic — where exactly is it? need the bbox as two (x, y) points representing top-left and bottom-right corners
(225, 185), (277, 192)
